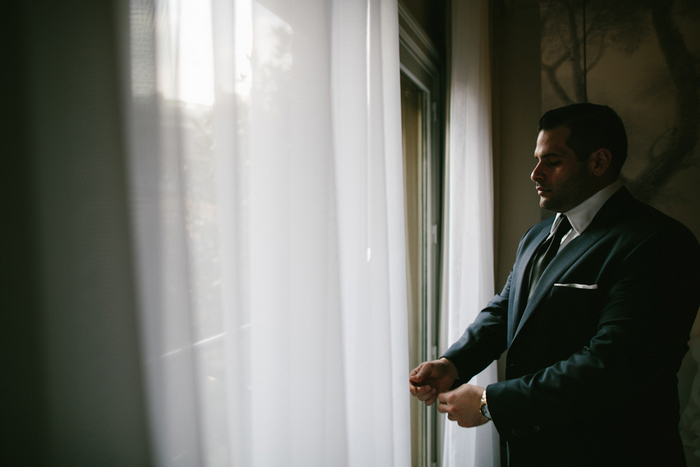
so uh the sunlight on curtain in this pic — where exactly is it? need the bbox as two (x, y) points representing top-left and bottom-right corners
(440, 0), (499, 466)
(124, 0), (410, 466)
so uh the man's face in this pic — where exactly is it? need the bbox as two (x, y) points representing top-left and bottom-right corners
(531, 126), (596, 213)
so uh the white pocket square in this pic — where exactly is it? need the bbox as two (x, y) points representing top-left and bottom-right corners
(554, 283), (598, 290)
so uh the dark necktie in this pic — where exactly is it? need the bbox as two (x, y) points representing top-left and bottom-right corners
(528, 215), (572, 298)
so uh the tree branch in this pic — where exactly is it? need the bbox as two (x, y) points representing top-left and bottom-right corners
(626, 0), (700, 203)
(542, 49), (575, 105)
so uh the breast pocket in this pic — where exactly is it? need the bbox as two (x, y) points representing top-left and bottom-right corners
(543, 285), (602, 354)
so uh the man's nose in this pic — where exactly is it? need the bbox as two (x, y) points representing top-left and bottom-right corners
(531, 162), (542, 182)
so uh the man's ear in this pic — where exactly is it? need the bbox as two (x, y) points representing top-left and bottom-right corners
(589, 148), (612, 177)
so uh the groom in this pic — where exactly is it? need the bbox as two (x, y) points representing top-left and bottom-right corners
(409, 103), (700, 466)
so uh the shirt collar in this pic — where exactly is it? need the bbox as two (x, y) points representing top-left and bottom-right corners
(552, 180), (622, 235)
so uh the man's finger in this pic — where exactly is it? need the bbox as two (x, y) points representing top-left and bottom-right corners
(410, 383), (435, 400)
(409, 363), (432, 382)
(416, 388), (436, 402)
(409, 383), (431, 397)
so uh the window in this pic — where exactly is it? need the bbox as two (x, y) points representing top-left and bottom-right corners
(399, 4), (445, 466)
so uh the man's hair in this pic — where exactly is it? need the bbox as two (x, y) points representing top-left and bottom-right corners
(537, 103), (628, 177)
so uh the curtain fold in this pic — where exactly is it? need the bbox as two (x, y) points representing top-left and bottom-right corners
(124, 0), (411, 465)
(440, 0), (500, 466)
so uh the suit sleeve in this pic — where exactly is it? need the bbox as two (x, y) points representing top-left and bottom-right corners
(486, 224), (700, 437)
(440, 225), (540, 381)
(441, 272), (510, 381)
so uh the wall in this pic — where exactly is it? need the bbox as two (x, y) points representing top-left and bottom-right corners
(492, 0), (542, 294)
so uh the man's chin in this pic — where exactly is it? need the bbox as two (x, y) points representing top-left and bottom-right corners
(539, 198), (557, 212)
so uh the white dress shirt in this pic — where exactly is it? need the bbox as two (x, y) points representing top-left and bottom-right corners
(553, 180), (622, 251)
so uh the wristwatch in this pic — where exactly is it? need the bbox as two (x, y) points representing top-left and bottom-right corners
(480, 389), (492, 421)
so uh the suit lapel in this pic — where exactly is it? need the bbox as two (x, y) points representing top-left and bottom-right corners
(512, 226), (608, 341)
(509, 225), (550, 342)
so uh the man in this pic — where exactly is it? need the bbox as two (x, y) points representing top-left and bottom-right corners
(409, 103), (700, 466)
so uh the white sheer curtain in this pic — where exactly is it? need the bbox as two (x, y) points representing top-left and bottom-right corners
(124, 0), (410, 466)
(440, 0), (499, 466)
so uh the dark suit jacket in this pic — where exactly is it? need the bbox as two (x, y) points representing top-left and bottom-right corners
(443, 187), (700, 467)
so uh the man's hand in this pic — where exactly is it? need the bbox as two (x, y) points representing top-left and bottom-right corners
(436, 383), (489, 428)
(409, 358), (459, 406)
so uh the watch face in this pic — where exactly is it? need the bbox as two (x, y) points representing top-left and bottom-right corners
(480, 403), (491, 420)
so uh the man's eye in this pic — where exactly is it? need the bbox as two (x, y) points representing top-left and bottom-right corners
(548, 160), (561, 167)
